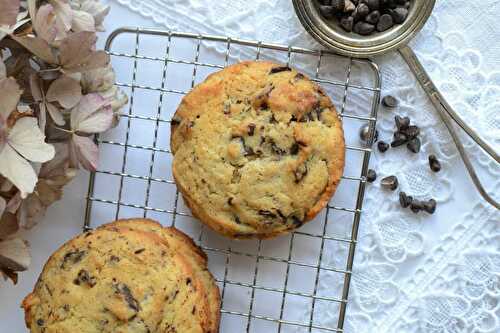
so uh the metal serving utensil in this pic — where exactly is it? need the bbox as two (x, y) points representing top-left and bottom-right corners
(293, 0), (499, 209)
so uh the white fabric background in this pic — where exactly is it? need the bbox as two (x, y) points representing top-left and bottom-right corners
(1, 1), (499, 332)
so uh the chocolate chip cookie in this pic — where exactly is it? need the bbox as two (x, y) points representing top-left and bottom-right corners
(22, 219), (220, 333)
(171, 61), (345, 238)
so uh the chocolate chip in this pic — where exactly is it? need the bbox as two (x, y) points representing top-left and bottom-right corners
(319, 5), (336, 19)
(366, 169), (377, 183)
(402, 125), (420, 139)
(227, 197), (234, 205)
(381, 175), (398, 191)
(294, 73), (305, 81)
(340, 16), (354, 32)
(354, 21), (375, 35)
(247, 123), (256, 136)
(382, 95), (399, 108)
(259, 210), (277, 218)
(428, 154), (441, 172)
(410, 200), (424, 213)
(391, 7), (408, 24)
(377, 13), (394, 31)
(37, 319), (44, 326)
(377, 140), (389, 152)
(391, 132), (408, 147)
(134, 248), (145, 254)
(290, 216), (304, 227)
(395, 115), (410, 130)
(344, 0), (356, 12)
(61, 250), (86, 268)
(290, 142), (300, 155)
(186, 278), (192, 285)
(269, 66), (292, 74)
(294, 163), (308, 182)
(365, 0), (380, 10)
(114, 283), (140, 312)
(73, 269), (96, 287)
(423, 199), (437, 214)
(407, 137), (421, 153)
(399, 191), (412, 208)
(171, 116), (182, 125)
(365, 10), (381, 24)
(355, 3), (370, 18)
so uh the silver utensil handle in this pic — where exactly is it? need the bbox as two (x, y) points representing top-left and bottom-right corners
(399, 45), (500, 210)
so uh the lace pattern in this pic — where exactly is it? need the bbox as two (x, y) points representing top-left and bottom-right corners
(111, 0), (500, 331)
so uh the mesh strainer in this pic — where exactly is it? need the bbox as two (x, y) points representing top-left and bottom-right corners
(293, 0), (499, 209)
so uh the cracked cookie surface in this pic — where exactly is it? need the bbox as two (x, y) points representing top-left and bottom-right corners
(171, 61), (345, 238)
(22, 219), (220, 333)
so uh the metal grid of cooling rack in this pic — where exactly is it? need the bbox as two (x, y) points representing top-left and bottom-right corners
(84, 27), (380, 332)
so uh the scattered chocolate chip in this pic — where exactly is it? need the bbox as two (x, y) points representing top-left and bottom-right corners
(344, 0), (356, 13)
(428, 154), (441, 172)
(110, 255), (120, 262)
(186, 278), (192, 285)
(227, 197), (234, 205)
(37, 319), (44, 327)
(290, 142), (300, 155)
(340, 16), (354, 32)
(377, 140), (389, 152)
(399, 191), (412, 208)
(395, 115), (410, 130)
(290, 216), (304, 227)
(134, 248), (145, 254)
(359, 124), (378, 143)
(382, 95), (399, 108)
(423, 199), (437, 214)
(391, 132), (408, 147)
(356, 3), (370, 18)
(365, 10), (381, 24)
(269, 66), (292, 74)
(319, 5), (336, 19)
(407, 137), (421, 153)
(354, 21), (375, 35)
(381, 175), (398, 191)
(410, 200), (424, 213)
(402, 125), (420, 139)
(366, 169), (377, 183)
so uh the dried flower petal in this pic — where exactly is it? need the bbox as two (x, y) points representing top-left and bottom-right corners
(12, 35), (58, 64)
(49, 0), (73, 36)
(72, 10), (95, 32)
(7, 117), (55, 163)
(59, 31), (109, 72)
(81, 64), (114, 92)
(0, 238), (30, 272)
(0, 0), (20, 26)
(71, 134), (98, 170)
(71, 0), (110, 31)
(0, 144), (38, 198)
(0, 197), (5, 217)
(0, 77), (22, 119)
(46, 75), (82, 109)
(0, 212), (19, 238)
(46, 102), (65, 126)
(0, 59), (5, 79)
(70, 93), (113, 133)
(33, 4), (58, 44)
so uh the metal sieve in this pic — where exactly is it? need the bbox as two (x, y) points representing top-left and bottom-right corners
(294, 0), (499, 209)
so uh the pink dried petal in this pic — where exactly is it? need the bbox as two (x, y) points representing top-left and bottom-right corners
(71, 134), (98, 171)
(0, 0), (20, 26)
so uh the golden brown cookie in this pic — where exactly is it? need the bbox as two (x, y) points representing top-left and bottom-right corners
(171, 61), (345, 238)
(22, 220), (220, 333)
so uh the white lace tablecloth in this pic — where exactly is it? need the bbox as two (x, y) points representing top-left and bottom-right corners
(1, 1), (499, 332)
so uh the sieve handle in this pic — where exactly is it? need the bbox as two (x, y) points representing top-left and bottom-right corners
(399, 45), (499, 209)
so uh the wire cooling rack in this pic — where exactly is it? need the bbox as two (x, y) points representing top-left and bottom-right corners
(84, 27), (380, 332)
